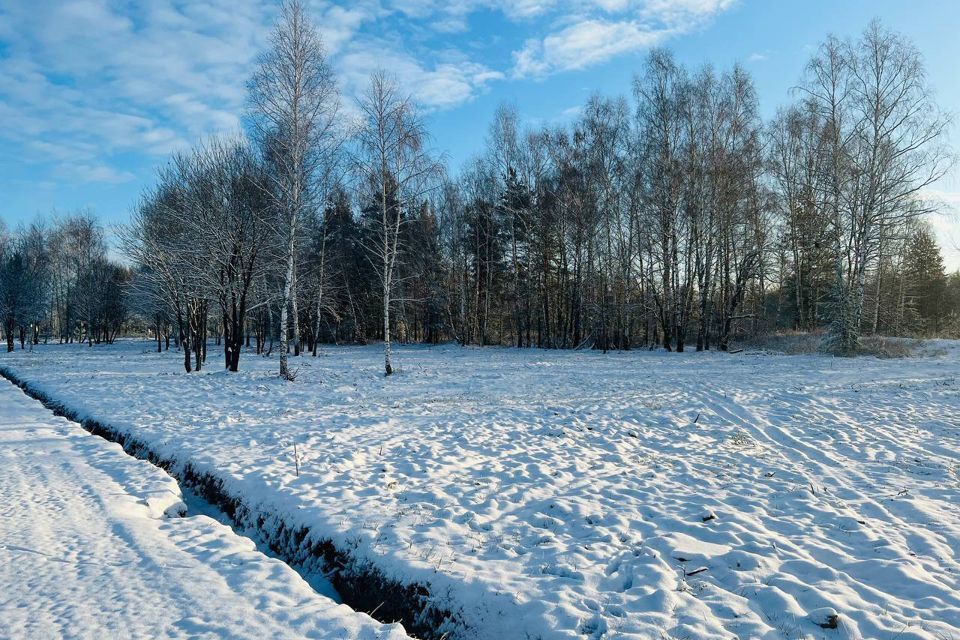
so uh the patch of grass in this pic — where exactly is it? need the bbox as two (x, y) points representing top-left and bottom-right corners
(740, 331), (923, 358)
(739, 331), (825, 355)
(855, 336), (919, 359)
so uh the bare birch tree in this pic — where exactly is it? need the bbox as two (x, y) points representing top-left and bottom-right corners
(246, 0), (341, 379)
(802, 22), (951, 352)
(354, 71), (442, 375)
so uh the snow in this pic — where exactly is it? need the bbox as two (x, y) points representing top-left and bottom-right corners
(2, 341), (960, 639)
(0, 378), (407, 640)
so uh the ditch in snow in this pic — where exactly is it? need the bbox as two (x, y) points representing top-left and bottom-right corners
(2, 369), (450, 640)
(179, 485), (343, 603)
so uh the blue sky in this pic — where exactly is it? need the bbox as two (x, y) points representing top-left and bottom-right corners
(1, 0), (959, 265)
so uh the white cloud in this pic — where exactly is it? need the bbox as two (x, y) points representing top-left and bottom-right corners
(56, 163), (137, 185)
(0, 0), (737, 188)
(513, 19), (665, 77)
(338, 43), (503, 110)
(314, 1), (380, 53)
(0, 0), (272, 183)
(640, 0), (736, 24)
(510, 0), (736, 78)
(0, 0), (508, 187)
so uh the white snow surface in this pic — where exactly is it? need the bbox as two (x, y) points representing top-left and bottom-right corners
(0, 377), (407, 640)
(2, 341), (960, 639)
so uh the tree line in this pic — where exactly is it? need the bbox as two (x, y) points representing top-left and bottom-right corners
(0, 213), (129, 352)
(2, 6), (958, 373)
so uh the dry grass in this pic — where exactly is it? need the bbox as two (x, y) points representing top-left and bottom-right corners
(740, 331), (825, 355)
(740, 331), (921, 358)
(856, 336), (920, 358)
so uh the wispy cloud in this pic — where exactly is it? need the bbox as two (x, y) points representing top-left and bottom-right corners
(0, 0), (268, 184)
(511, 0), (736, 78)
(513, 19), (665, 77)
(338, 42), (503, 110)
(57, 163), (137, 185)
(0, 0), (736, 188)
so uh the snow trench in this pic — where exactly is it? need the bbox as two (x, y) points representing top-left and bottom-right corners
(0, 368), (458, 640)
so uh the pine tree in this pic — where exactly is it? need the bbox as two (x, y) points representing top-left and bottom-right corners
(902, 224), (947, 335)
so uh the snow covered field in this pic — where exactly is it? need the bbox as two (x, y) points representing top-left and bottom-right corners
(1, 341), (959, 639)
(0, 378), (407, 639)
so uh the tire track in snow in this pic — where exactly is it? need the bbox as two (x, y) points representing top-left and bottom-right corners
(697, 382), (960, 636)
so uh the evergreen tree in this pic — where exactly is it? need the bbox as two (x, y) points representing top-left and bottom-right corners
(902, 223), (947, 335)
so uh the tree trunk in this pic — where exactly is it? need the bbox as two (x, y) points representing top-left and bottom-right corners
(383, 178), (394, 376)
(279, 230), (296, 380)
(5, 321), (14, 352)
(292, 261), (301, 357)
